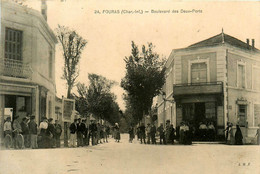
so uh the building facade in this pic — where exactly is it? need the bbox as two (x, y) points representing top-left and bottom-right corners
(157, 31), (260, 143)
(0, 0), (57, 137)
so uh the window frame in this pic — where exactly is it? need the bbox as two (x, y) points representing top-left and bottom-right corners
(5, 27), (23, 60)
(237, 61), (246, 89)
(188, 58), (210, 84)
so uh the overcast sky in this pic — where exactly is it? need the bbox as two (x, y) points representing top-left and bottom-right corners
(23, 0), (260, 110)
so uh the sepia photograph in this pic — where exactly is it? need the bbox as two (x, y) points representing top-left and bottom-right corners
(0, 0), (260, 174)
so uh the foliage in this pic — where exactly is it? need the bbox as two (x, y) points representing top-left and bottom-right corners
(75, 74), (121, 124)
(121, 41), (166, 123)
(55, 25), (87, 98)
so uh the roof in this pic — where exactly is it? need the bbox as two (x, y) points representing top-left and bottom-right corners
(188, 32), (259, 51)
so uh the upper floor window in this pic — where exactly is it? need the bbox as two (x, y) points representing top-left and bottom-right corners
(237, 64), (245, 88)
(191, 62), (207, 83)
(49, 51), (53, 78)
(5, 28), (22, 60)
(253, 67), (260, 91)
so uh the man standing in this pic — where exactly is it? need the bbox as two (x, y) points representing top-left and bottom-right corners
(82, 119), (88, 146)
(4, 117), (12, 148)
(89, 120), (97, 146)
(157, 123), (165, 145)
(28, 116), (38, 149)
(21, 117), (30, 148)
(146, 123), (151, 144)
(47, 118), (55, 148)
(77, 118), (85, 147)
(69, 119), (78, 147)
(139, 123), (146, 144)
(150, 123), (157, 144)
(54, 120), (62, 148)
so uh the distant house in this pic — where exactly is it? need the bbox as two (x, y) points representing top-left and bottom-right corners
(157, 31), (260, 143)
(0, 0), (57, 134)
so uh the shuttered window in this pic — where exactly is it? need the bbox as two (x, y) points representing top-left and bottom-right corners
(5, 28), (22, 60)
(191, 63), (207, 83)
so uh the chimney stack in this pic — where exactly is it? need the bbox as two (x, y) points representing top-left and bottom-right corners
(246, 39), (249, 49)
(252, 39), (255, 50)
(41, 0), (47, 21)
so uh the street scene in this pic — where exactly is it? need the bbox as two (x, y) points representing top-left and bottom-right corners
(1, 134), (260, 174)
(0, 0), (260, 174)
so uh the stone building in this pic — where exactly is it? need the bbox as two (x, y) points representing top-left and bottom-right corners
(157, 31), (260, 143)
(0, 0), (57, 137)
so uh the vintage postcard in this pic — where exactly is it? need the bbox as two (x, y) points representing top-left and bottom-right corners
(0, 0), (259, 174)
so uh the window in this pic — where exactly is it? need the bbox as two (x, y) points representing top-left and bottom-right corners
(5, 28), (22, 60)
(191, 62), (207, 83)
(237, 64), (245, 88)
(49, 51), (53, 78)
(253, 67), (260, 90)
(238, 105), (247, 127)
(254, 104), (260, 127)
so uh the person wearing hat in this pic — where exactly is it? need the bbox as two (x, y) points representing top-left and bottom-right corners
(29, 116), (38, 149)
(21, 117), (30, 148)
(77, 118), (85, 147)
(47, 118), (55, 148)
(13, 115), (22, 148)
(88, 120), (97, 146)
(69, 118), (78, 147)
(81, 119), (89, 146)
(54, 120), (62, 148)
(157, 123), (166, 145)
(38, 117), (48, 148)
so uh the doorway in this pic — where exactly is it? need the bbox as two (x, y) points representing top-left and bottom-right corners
(194, 102), (205, 125)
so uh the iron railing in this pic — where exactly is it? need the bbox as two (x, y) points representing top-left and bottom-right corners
(0, 58), (32, 79)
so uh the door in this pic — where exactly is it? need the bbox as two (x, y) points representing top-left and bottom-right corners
(194, 102), (205, 125)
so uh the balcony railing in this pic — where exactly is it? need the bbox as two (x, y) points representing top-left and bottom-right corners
(173, 81), (223, 96)
(0, 58), (32, 79)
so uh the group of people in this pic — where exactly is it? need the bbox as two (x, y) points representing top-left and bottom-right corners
(3, 115), (62, 149)
(134, 120), (176, 145)
(224, 122), (245, 145)
(69, 118), (111, 147)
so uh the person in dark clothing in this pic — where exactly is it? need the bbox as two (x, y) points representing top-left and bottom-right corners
(77, 118), (85, 147)
(54, 120), (62, 148)
(157, 123), (166, 144)
(47, 118), (55, 148)
(69, 119), (78, 147)
(139, 123), (146, 144)
(235, 125), (243, 145)
(150, 123), (157, 144)
(129, 125), (135, 143)
(82, 119), (88, 146)
(114, 123), (120, 142)
(88, 120), (97, 146)
(21, 117), (30, 148)
(169, 124), (175, 144)
(28, 116), (38, 149)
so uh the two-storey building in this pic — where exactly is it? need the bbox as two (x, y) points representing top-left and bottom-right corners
(157, 31), (260, 143)
(0, 0), (57, 137)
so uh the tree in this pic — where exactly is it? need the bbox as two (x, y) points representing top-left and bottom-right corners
(75, 74), (121, 124)
(55, 25), (87, 98)
(121, 41), (166, 123)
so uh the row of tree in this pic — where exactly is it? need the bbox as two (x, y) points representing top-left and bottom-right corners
(56, 25), (166, 127)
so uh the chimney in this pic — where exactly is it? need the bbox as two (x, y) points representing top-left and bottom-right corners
(41, 0), (47, 21)
(252, 39), (255, 50)
(246, 39), (249, 49)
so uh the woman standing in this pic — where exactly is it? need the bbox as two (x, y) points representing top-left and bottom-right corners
(235, 124), (243, 145)
(128, 125), (134, 143)
(255, 124), (260, 145)
(114, 123), (120, 143)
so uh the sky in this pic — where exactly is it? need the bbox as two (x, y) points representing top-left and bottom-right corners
(22, 0), (260, 110)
